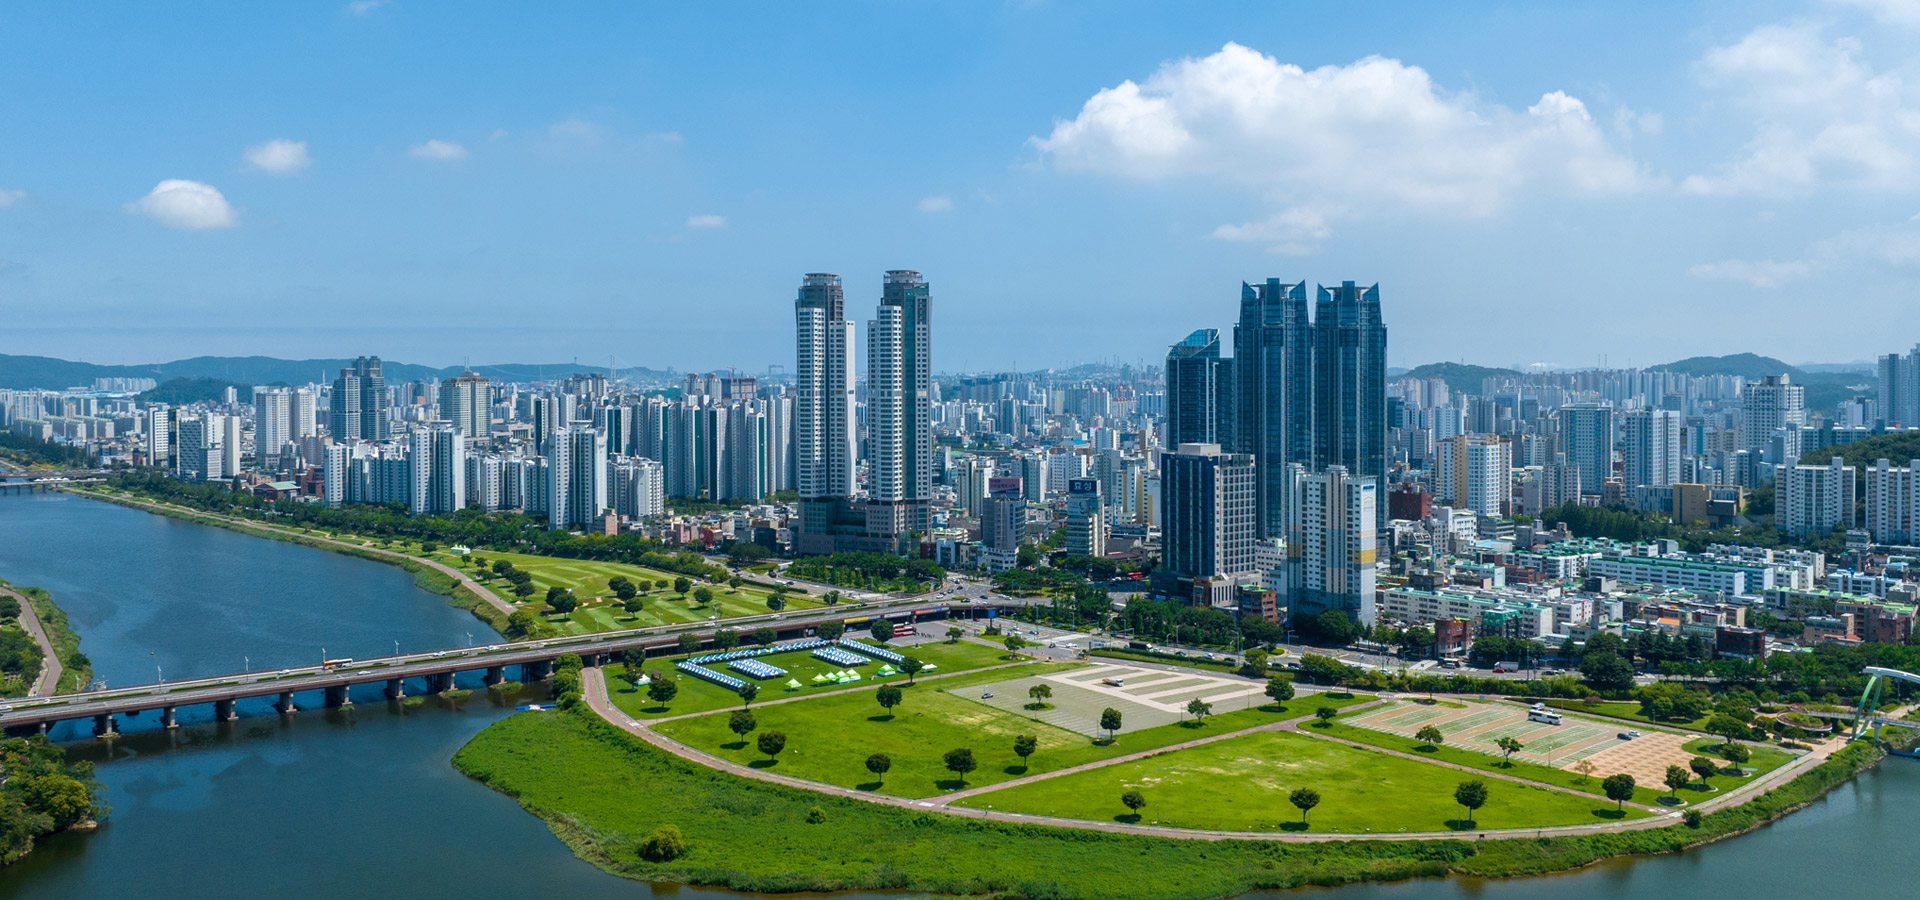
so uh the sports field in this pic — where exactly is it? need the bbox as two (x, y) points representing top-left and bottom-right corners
(428, 548), (820, 633)
(952, 730), (1652, 832)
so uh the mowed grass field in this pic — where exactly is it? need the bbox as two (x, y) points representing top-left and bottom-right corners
(428, 548), (820, 634)
(655, 668), (1375, 799)
(953, 730), (1653, 833)
(607, 638), (1014, 720)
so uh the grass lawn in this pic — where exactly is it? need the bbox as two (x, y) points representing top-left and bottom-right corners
(655, 675), (1373, 799)
(606, 639), (1011, 721)
(1539, 698), (1705, 732)
(425, 548), (822, 634)
(953, 730), (1651, 833)
(1680, 737), (1798, 786)
(1314, 720), (1670, 807)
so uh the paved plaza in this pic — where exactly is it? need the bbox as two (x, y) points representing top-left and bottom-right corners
(957, 663), (1268, 737)
(1343, 698), (1693, 773)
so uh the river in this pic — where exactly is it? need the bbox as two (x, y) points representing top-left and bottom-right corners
(0, 491), (1911, 900)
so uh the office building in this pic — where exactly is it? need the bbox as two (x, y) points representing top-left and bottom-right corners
(1155, 443), (1259, 606)
(1165, 328), (1233, 447)
(981, 476), (1025, 572)
(329, 356), (390, 441)
(1312, 281), (1388, 529)
(1063, 476), (1106, 558)
(1233, 279), (1312, 537)
(865, 270), (934, 541)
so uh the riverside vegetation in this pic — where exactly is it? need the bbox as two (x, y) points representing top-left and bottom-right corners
(452, 705), (1898, 900)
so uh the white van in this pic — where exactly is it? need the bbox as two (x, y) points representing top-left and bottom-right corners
(1527, 709), (1563, 725)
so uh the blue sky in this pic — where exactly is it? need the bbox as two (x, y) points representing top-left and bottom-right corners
(3, 1), (1918, 372)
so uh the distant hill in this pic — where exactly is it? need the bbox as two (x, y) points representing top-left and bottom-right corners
(1799, 431), (1920, 469)
(0, 353), (673, 391)
(138, 377), (253, 406)
(1649, 353), (1802, 380)
(1402, 362), (1522, 395)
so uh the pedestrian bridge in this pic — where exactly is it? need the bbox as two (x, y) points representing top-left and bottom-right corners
(1853, 666), (1920, 744)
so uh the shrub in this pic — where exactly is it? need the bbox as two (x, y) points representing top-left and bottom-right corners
(805, 806), (828, 824)
(638, 824), (687, 861)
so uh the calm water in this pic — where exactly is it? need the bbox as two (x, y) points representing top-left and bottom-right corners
(0, 491), (1911, 900)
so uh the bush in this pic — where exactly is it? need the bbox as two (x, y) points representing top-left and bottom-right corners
(639, 824), (687, 861)
(805, 806), (828, 824)
(1683, 809), (1703, 828)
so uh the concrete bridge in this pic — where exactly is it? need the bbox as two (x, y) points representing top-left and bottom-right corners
(0, 472), (108, 493)
(0, 598), (993, 738)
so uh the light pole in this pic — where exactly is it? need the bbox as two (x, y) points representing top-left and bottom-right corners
(394, 639), (400, 659)
(244, 655), (249, 674)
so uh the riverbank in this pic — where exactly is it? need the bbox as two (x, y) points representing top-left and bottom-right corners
(0, 578), (87, 695)
(452, 695), (1896, 900)
(64, 487), (511, 634)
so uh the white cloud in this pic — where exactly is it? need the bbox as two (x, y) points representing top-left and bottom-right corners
(685, 214), (727, 228)
(917, 195), (954, 213)
(1688, 258), (1813, 288)
(1031, 42), (1642, 250)
(125, 179), (237, 230)
(1828, 0), (1920, 26)
(409, 139), (467, 161)
(1690, 212), (1920, 287)
(1682, 23), (1920, 196)
(243, 139), (311, 174)
(345, 1), (386, 15)
(0, 188), (24, 207)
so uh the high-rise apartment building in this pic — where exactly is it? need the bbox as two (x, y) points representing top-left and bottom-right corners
(407, 425), (466, 515)
(1433, 434), (1511, 517)
(329, 356), (390, 441)
(1155, 443), (1259, 606)
(865, 270), (933, 540)
(1743, 374), (1806, 466)
(1166, 329), (1233, 447)
(1233, 279), (1312, 538)
(1559, 402), (1614, 496)
(1878, 346), (1920, 427)
(254, 388), (291, 466)
(1864, 458), (1920, 544)
(1312, 281), (1388, 530)
(1620, 408), (1683, 489)
(145, 406), (170, 469)
(981, 476), (1025, 572)
(1282, 463), (1378, 621)
(290, 388), (318, 441)
(1775, 457), (1855, 538)
(438, 371), (491, 439)
(549, 426), (609, 529)
(793, 273), (857, 554)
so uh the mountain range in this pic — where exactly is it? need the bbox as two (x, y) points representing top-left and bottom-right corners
(0, 354), (672, 391)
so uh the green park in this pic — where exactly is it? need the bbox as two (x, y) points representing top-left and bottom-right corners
(428, 548), (821, 634)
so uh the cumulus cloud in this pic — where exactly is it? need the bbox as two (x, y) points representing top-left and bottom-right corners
(125, 179), (237, 230)
(1827, 0), (1920, 26)
(1688, 258), (1814, 289)
(409, 139), (467, 161)
(243, 139), (311, 174)
(0, 188), (24, 207)
(1691, 213), (1920, 287)
(685, 214), (727, 228)
(1031, 43), (1642, 249)
(917, 195), (954, 213)
(1682, 23), (1920, 196)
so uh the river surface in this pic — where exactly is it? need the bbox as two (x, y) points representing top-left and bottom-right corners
(0, 491), (1912, 899)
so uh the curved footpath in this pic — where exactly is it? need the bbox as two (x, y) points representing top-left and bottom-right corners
(583, 665), (1854, 843)
(1, 583), (62, 697)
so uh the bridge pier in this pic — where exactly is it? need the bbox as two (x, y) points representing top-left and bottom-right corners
(159, 706), (178, 729)
(483, 666), (505, 686)
(275, 692), (297, 714)
(426, 672), (454, 694)
(324, 685), (352, 708)
(214, 698), (239, 721)
(92, 714), (118, 737)
(521, 660), (552, 682)
(384, 678), (405, 701)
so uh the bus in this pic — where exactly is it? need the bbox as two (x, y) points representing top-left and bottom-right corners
(1527, 709), (1563, 725)
(322, 658), (354, 671)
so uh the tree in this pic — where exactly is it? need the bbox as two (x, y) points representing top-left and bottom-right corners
(1289, 787), (1321, 825)
(1264, 676), (1295, 708)
(876, 685), (904, 717)
(1398, 625), (1435, 658)
(713, 629), (740, 650)
(1494, 736), (1525, 766)
(727, 576), (745, 591)
(757, 730), (788, 763)
(546, 587), (577, 614)
(1003, 635), (1027, 655)
(1573, 759), (1596, 783)
(1238, 648), (1269, 678)
(1416, 725), (1445, 750)
(1027, 683), (1053, 709)
(1706, 714), (1750, 746)
(1100, 707), (1123, 741)
(654, 579), (670, 592)
(1580, 652), (1636, 693)
(946, 626), (963, 644)
(1121, 790), (1147, 818)
(728, 709), (757, 743)
(824, 590), (842, 606)
(647, 673), (679, 708)
(623, 595), (645, 615)
(737, 683), (759, 707)
(1602, 773), (1637, 811)
(677, 633), (700, 655)
(1720, 741), (1751, 768)
(621, 647), (648, 678)
(943, 747), (977, 786)
(692, 586), (715, 607)
(817, 621), (845, 641)
(610, 575), (635, 598)
(511, 580), (536, 599)
(1186, 698), (1212, 722)
(901, 656), (926, 684)
(1454, 781), (1488, 825)
(865, 752), (892, 786)
(1315, 609), (1358, 646)
(1013, 734), (1038, 769)
(870, 619), (895, 643)
(506, 608), (540, 637)
(1689, 755), (1718, 788)
(1314, 706), (1338, 727)
(752, 626), (776, 646)
(767, 594), (786, 612)
(639, 824), (687, 861)
(1662, 764), (1692, 801)
(673, 576), (692, 596)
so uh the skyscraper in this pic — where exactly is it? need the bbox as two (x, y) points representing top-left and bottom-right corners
(1878, 346), (1920, 427)
(254, 387), (291, 466)
(438, 371), (491, 439)
(1312, 281), (1388, 529)
(1155, 443), (1259, 606)
(1620, 408), (1683, 489)
(1743, 374), (1806, 467)
(1063, 477), (1106, 557)
(1165, 328), (1233, 447)
(549, 426), (609, 529)
(329, 356), (389, 441)
(1559, 402), (1615, 497)
(1282, 463), (1378, 620)
(793, 273), (856, 554)
(866, 270), (933, 541)
(1233, 279), (1311, 538)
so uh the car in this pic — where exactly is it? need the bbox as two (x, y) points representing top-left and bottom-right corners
(980, 692), (994, 699)
(487, 644), (501, 651)
(1618, 731), (1641, 740)
(278, 669), (292, 676)
(1439, 659), (1461, 669)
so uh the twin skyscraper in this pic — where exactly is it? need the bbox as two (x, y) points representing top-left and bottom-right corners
(792, 271), (933, 556)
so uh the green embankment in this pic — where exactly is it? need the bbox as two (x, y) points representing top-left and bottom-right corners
(451, 707), (1889, 900)
(0, 580), (89, 694)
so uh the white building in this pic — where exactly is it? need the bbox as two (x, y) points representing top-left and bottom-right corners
(549, 426), (608, 529)
(1775, 457), (1856, 538)
(1433, 434), (1510, 517)
(1620, 408), (1683, 489)
(1864, 458), (1920, 544)
(1282, 463), (1378, 622)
